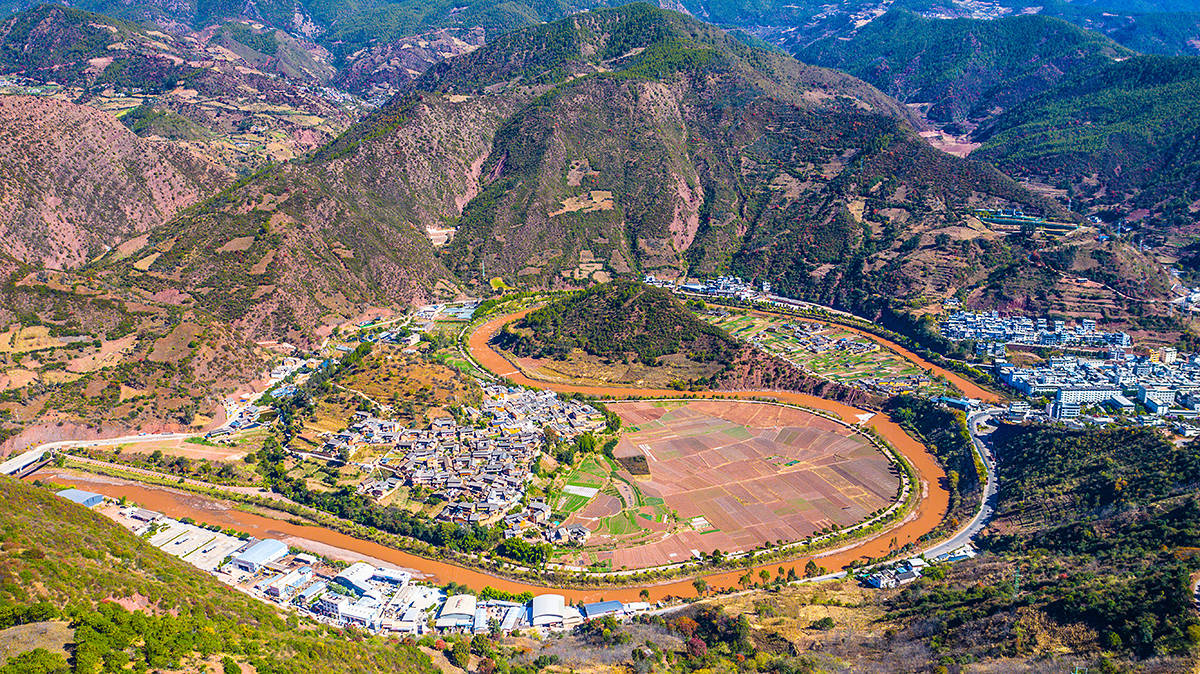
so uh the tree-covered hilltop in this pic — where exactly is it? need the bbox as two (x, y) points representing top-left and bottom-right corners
(496, 280), (741, 365)
(491, 281), (879, 404)
(799, 10), (1131, 129)
(988, 423), (1200, 523)
(886, 424), (1200, 664)
(0, 477), (438, 673)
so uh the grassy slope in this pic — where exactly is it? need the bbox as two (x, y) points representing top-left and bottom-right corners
(0, 476), (437, 673)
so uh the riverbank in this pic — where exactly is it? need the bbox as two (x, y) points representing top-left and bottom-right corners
(22, 306), (955, 602)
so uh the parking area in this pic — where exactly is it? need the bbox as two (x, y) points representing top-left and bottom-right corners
(101, 503), (247, 572)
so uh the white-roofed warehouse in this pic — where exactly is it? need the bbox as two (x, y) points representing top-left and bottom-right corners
(531, 594), (565, 627)
(232, 539), (288, 573)
(435, 594), (477, 630)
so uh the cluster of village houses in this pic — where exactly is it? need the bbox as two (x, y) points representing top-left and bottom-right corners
(940, 311), (1131, 349)
(863, 545), (977, 589)
(319, 386), (606, 541)
(769, 321), (880, 356)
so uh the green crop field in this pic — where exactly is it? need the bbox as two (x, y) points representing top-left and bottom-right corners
(701, 308), (951, 395)
(599, 512), (644, 536)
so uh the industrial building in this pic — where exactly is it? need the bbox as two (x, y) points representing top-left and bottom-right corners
(334, 562), (411, 595)
(56, 488), (103, 508)
(435, 594), (477, 630)
(530, 594), (582, 629)
(232, 539), (288, 573)
(264, 567), (313, 599)
(581, 600), (623, 620)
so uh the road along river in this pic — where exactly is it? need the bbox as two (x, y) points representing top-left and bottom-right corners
(28, 307), (955, 603)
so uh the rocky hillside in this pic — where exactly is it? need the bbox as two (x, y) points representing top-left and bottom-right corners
(0, 5), (357, 172)
(0, 95), (229, 269)
(334, 27), (486, 101)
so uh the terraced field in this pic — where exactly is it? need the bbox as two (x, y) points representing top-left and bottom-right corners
(705, 309), (952, 396)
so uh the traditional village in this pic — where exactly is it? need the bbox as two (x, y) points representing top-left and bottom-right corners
(320, 385), (606, 541)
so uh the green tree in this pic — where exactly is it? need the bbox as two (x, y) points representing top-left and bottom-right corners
(448, 641), (470, 669)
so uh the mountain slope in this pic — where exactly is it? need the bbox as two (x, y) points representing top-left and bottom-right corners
(90, 3), (1063, 339)
(425, 4), (1056, 302)
(0, 95), (229, 269)
(0, 476), (438, 673)
(0, 5), (356, 173)
(798, 10), (1133, 131)
(89, 89), (525, 342)
(975, 55), (1200, 223)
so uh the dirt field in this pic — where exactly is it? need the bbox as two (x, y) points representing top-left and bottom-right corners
(592, 400), (898, 569)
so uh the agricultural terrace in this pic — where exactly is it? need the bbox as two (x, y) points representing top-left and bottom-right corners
(553, 400), (899, 571)
(703, 309), (952, 397)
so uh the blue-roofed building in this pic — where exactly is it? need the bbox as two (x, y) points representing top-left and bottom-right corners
(295, 582), (327, 605)
(581, 600), (623, 620)
(232, 539), (288, 573)
(472, 608), (488, 634)
(499, 605), (523, 633)
(56, 488), (103, 508)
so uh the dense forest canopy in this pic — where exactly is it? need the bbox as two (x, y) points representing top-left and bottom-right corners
(495, 280), (741, 365)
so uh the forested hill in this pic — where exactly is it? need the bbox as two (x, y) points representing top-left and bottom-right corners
(798, 10), (1132, 130)
(0, 477), (438, 673)
(976, 54), (1200, 226)
(496, 280), (740, 365)
(96, 3), (1058, 347)
(885, 423), (1200, 664)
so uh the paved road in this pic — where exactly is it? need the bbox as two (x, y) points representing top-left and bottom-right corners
(922, 409), (1000, 559)
(1, 432), (195, 477)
